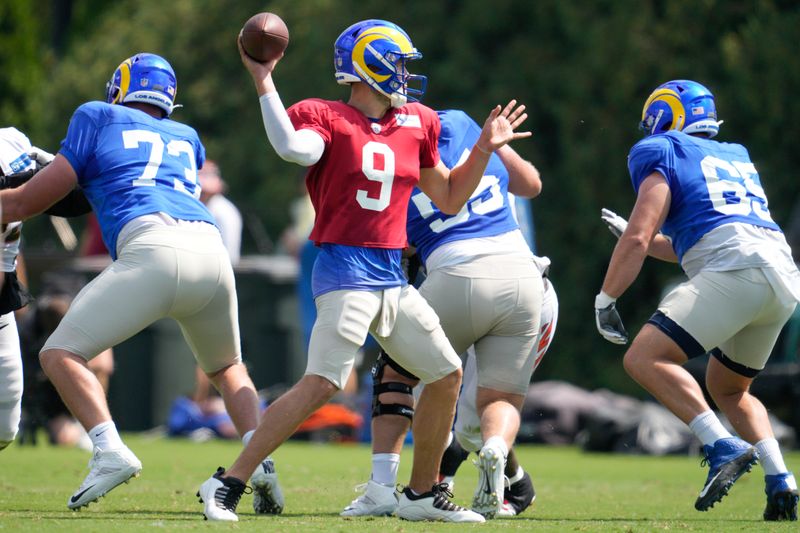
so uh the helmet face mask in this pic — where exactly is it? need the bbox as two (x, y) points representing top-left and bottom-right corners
(334, 19), (427, 108)
(640, 80), (722, 138)
(106, 53), (177, 117)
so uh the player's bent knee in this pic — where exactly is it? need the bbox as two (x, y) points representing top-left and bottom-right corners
(298, 374), (341, 401)
(622, 349), (645, 379)
(38, 348), (80, 376)
(436, 367), (462, 388)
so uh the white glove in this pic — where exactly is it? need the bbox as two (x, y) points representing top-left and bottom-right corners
(595, 291), (628, 344)
(600, 208), (627, 239)
(29, 146), (55, 166)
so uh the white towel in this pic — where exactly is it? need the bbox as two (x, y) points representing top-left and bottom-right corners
(375, 287), (401, 337)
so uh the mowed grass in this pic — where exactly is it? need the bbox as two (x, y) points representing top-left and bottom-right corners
(0, 435), (797, 531)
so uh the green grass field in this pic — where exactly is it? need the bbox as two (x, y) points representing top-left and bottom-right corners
(0, 435), (797, 531)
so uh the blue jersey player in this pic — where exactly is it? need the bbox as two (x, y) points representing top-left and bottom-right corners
(342, 109), (549, 519)
(595, 80), (799, 521)
(0, 53), (281, 514)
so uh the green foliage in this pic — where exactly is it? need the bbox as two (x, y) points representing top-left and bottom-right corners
(6, 0), (800, 392)
(0, 0), (46, 130)
(0, 437), (798, 530)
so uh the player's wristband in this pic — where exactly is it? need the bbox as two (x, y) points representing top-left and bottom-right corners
(595, 290), (616, 309)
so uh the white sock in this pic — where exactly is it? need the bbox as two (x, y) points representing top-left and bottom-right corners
(688, 411), (732, 447)
(755, 438), (789, 476)
(371, 453), (400, 486)
(508, 465), (525, 485)
(242, 430), (255, 447)
(88, 421), (124, 450)
(483, 436), (509, 458)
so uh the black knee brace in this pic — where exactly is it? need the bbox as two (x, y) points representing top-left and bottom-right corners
(371, 351), (419, 421)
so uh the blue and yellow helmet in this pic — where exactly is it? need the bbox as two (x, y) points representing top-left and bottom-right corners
(640, 80), (722, 138)
(106, 53), (177, 117)
(334, 19), (427, 108)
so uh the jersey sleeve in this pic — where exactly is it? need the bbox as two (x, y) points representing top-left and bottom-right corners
(287, 99), (332, 145)
(627, 135), (674, 193)
(194, 132), (206, 173)
(419, 105), (441, 169)
(59, 103), (99, 177)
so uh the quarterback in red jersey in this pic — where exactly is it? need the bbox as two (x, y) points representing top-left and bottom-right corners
(291, 98), (441, 248)
(197, 19), (530, 523)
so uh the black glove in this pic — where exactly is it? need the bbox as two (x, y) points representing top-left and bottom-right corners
(0, 168), (37, 190)
(595, 292), (628, 344)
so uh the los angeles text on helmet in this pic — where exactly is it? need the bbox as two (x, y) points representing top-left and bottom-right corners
(130, 93), (171, 106)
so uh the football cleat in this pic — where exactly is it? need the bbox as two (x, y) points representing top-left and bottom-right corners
(694, 437), (758, 511)
(251, 456), (284, 515)
(340, 479), (398, 517)
(197, 467), (250, 522)
(472, 444), (506, 518)
(67, 446), (142, 510)
(497, 471), (536, 517)
(763, 472), (798, 521)
(396, 483), (485, 522)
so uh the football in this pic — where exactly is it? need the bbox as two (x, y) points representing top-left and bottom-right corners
(240, 12), (289, 62)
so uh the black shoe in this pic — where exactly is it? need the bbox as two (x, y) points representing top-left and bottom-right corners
(500, 471), (535, 516)
(764, 473), (798, 521)
(197, 467), (251, 522)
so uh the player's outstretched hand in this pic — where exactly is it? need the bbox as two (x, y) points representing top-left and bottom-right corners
(601, 208), (628, 239)
(237, 32), (282, 81)
(476, 100), (532, 153)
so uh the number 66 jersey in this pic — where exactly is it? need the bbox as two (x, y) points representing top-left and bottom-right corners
(60, 101), (214, 259)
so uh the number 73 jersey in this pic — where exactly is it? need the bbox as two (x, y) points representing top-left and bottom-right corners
(627, 130), (781, 262)
(60, 101), (213, 259)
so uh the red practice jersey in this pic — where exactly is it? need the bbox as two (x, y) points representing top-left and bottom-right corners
(287, 99), (441, 248)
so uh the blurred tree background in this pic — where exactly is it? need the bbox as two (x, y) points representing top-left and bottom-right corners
(2, 0), (799, 396)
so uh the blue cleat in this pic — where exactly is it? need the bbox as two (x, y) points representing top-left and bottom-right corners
(763, 472), (798, 521)
(694, 437), (758, 511)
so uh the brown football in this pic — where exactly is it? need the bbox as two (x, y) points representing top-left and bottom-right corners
(240, 12), (289, 62)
